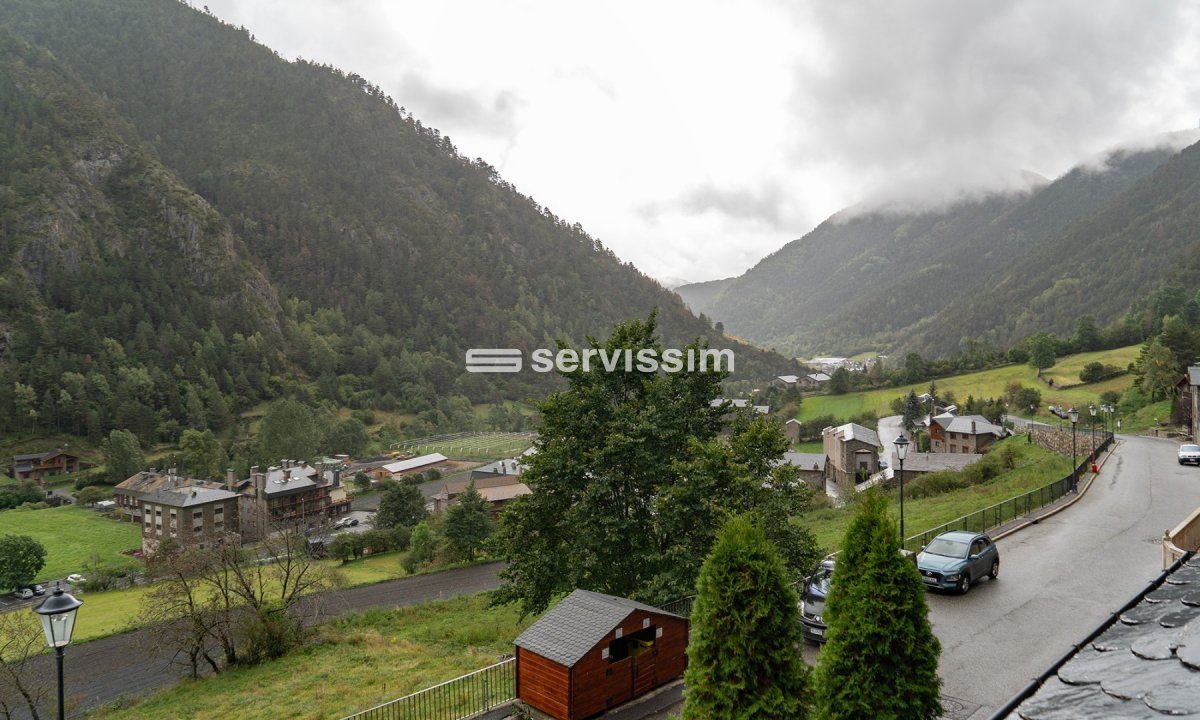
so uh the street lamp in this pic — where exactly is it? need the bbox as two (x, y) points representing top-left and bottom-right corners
(1068, 407), (1079, 492)
(1089, 403), (1097, 464)
(33, 587), (83, 720)
(894, 434), (910, 547)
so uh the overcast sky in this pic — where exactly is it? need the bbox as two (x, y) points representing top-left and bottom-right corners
(201, 1), (1200, 286)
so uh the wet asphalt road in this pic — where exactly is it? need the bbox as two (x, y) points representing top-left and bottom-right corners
(925, 434), (1199, 718)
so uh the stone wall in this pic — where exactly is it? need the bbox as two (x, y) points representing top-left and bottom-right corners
(1030, 426), (1104, 459)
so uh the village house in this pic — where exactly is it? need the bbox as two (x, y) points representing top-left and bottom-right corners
(822, 422), (882, 487)
(132, 472), (242, 554)
(237, 460), (350, 541)
(7, 448), (86, 483)
(785, 418), (803, 443)
(798, 372), (831, 389)
(929, 414), (1007, 454)
(1174, 366), (1200, 440)
(432, 472), (531, 515)
(779, 451), (826, 492)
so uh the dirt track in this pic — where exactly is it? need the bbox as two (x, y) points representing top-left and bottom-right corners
(19, 561), (505, 718)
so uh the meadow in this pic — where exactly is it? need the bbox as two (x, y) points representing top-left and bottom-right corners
(1, 505), (142, 583)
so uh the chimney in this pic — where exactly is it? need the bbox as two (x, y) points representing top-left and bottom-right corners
(971, 421), (977, 434)
(226, 468), (236, 490)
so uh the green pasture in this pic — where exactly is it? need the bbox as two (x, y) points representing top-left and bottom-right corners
(396, 431), (536, 460)
(0, 505), (141, 583)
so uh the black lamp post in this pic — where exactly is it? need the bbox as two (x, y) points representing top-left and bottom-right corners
(1068, 407), (1079, 492)
(894, 434), (910, 547)
(1089, 403), (1098, 464)
(33, 587), (83, 720)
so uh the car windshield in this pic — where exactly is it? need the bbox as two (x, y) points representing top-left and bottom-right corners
(1182, 445), (1200, 453)
(924, 538), (969, 558)
(808, 565), (833, 594)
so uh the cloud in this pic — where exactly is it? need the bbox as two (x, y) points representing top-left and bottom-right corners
(782, 0), (1200, 211)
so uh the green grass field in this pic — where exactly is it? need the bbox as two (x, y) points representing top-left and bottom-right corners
(90, 593), (532, 720)
(798, 439), (1072, 553)
(796, 345), (1141, 425)
(395, 431), (537, 460)
(1, 505), (142, 583)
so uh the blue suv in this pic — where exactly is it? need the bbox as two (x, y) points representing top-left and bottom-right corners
(799, 557), (835, 643)
(916, 530), (999, 594)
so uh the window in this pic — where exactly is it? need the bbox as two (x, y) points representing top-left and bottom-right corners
(193, 510), (203, 520)
(214, 506), (224, 516)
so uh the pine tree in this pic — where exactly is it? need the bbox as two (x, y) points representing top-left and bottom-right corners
(444, 481), (495, 560)
(682, 515), (809, 720)
(814, 492), (941, 719)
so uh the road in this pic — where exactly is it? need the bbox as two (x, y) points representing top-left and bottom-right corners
(926, 434), (1199, 718)
(20, 562), (505, 718)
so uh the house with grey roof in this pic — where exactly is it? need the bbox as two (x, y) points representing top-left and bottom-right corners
(1175, 366), (1200, 441)
(779, 451), (827, 491)
(930, 414), (1007, 454)
(823, 422), (882, 487)
(136, 473), (242, 554)
(514, 589), (688, 720)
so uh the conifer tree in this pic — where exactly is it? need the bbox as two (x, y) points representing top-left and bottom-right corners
(814, 492), (942, 719)
(682, 515), (808, 720)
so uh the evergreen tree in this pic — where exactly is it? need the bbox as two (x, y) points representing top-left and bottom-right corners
(682, 515), (808, 720)
(902, 390), (922, 435)
(102, 428), (145, 484)
(814, 492), (941, 720)
(444, 481), (495, 560)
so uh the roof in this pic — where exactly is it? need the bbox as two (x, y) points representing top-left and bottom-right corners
(942, 415), (1006, 437)
(383, 453), (448, 474)
(777, 375), (799, 383)
(1010, 554), (1200, 717)
(513, 589), (683, 668)
(893, 452), (983, 473)
(830, 422), (881, 448)
(471, 458), (525, 477)
(785, 418), (801, 425)
(142, 484), (240, 508)
(1189, 367), (1200, 386)
(477, 483), (531, 503)
(807, 373), (831, 382)
(436, 474), (527, 500)
(780, 452), (826, 471)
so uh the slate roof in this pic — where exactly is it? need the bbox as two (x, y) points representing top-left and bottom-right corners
(942, 414), (1006, 437)
(1188, 366), (1200, 386)
(832, 422), (881, 447)
(780, 452), (826, 471)
(383, 453), (448, 474)
(892, 452), (983, 473)
(1011, 554), (1200, 718)
(142, 484), (240, 508)
(806, 373), (831, 382)
(514, 589), (683, 669)
(777, 375), (799, 384)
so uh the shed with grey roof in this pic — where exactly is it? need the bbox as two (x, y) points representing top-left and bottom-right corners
(513, 589), (688, 720)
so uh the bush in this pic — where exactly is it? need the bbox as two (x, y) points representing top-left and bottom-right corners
(904, 471), (968, 500)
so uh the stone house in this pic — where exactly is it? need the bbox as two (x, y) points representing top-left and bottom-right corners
(822, 422), (881, 487)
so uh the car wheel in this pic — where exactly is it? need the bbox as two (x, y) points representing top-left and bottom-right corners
(989, 559), (999, 579)
(959, 574), (971, 594)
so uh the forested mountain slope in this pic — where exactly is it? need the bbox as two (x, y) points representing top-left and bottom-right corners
(0, 0), (797, 447)
(678, 141), (1192, 358)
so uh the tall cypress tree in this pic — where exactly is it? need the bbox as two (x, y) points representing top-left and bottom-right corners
(682, 515), (809, 720)
(814, 492), (942, 719)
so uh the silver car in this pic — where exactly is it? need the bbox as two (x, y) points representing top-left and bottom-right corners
(1179, 444), (1200, 466)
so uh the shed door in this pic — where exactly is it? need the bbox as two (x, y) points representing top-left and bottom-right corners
(630, 627), (658, 697)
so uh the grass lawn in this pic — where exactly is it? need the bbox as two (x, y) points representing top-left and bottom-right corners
(399, 431), (536, 460)
(0, 505), (141, 583)
(796, 345), (1141, 425)
(798, 439), (1072, 553)
(90, 593), (533, 720)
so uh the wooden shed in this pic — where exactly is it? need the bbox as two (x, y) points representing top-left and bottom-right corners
(514, 589), (689, 720)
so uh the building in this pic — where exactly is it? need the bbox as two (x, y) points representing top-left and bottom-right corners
(514, 589), (688, 720)
(822, 422), (881, 487)
(8, 448), (86, 483)
(710, 398), (770, 415)
(888, 451), (983, 481)
(929, 414), (1006, 454)
(785, 418), (803, 443)
(798, 373), (831, 389)
(431, 474), (530, 515)
(1175, 367), (1200, 440)
(238, 460), (350, 540)
(114, 469), (177, 522)
(779, 451), (827, 491)
(135, 474), (241, 554)
(369, 452), (450, 483)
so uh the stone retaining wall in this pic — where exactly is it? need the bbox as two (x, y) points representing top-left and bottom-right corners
(1030, 426), (1103, 459)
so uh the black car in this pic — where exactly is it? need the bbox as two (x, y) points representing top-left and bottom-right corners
(799, 557), (836, 643)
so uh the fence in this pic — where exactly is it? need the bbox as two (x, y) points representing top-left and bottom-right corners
(902, 433), (1112, 553)
(340, 658), (515, 720)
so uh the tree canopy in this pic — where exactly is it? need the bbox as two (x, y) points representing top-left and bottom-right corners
(0, 535), (46, 591)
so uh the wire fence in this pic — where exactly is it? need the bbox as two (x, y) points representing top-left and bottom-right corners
(340, 658), (515, 720)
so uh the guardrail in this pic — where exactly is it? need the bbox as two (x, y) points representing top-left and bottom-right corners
(340, 658), (515, 720)
(902, 433), (1112, 553)
(1163, 504), (1200, 568)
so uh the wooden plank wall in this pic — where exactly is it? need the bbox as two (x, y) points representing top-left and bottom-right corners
(570, 610), (689, 720)
(517, 647), (570, 720)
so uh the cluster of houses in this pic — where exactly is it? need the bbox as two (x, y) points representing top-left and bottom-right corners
(781, 406), (1008, 495)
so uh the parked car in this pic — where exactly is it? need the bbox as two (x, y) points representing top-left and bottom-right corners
(347, 518), (359, 526)
(1179, 444), (1200, 466)
(332, 518), (348, 529)
(799, 556), (836, 643)
(916, 530), (999, 594)
(29, 584), (45, 596)
(12, 587), (34, 600)
(66, 573), (87, 584)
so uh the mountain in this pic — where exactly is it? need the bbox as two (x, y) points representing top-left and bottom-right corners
(0, 0), (798, 448)
(678, 139), (1196, 358)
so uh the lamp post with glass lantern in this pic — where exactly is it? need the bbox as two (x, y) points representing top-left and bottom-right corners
(1069, 407), (1079, 492)
(894, 434), (910, 546)
(33, 587), (83, 720)
(1089, 403), (1098, 464)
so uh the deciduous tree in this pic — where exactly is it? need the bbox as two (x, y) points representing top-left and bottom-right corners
(0, 535), (46, 591)
(375, 484), (427, 529)
(444, 481), (494, 560)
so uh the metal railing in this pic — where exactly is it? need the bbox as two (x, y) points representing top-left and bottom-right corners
(902, 433), (1112, 553)
(340, 658), (515, 720)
